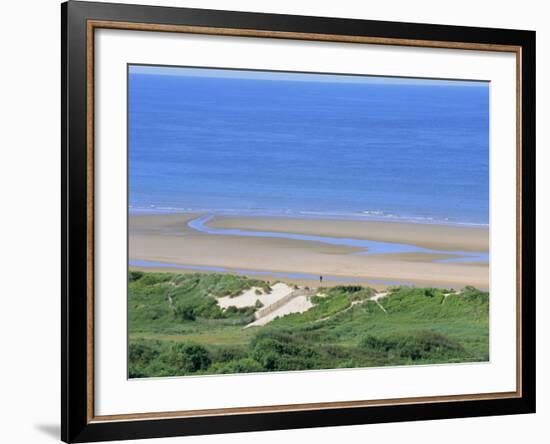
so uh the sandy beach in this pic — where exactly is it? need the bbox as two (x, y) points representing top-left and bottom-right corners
(128, 213), (489, 290)
(208, 215), (488, 252)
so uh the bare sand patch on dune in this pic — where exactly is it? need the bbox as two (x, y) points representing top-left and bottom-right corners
(246, 293), (314, 327)
(216, 283), (294, 309)
(216, 283), (316, 328)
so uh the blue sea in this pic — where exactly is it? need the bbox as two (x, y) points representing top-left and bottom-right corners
(128, 67), (489, 226)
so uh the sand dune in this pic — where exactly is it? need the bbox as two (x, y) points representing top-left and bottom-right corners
(246, 292), (314, 327)
(216, 283), (293, 309)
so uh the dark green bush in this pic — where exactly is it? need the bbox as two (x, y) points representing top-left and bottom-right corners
(167, 343), (211, 373)
(211, 346), (247, 363)
(251, 330), (322, 371)
(211, 358), (265, 374)
(128, 340), (160, 365)
(174, 304), (196, 321)
(332, 285), (363, 293)
(360, 331), (465, 361)
(129, 271), (144, 282)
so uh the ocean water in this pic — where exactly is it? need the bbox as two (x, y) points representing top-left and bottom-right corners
(128, 68), (489, 225)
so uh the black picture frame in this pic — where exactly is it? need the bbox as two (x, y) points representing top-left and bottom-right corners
(61, 1), (536, 442)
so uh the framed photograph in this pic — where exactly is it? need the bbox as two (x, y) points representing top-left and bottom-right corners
(61, 1), (536, 442)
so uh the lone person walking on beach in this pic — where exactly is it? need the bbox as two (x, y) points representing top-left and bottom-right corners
(319, 275), (323, 283)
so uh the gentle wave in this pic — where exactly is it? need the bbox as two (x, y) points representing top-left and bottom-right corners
(129, 205), (489, 228)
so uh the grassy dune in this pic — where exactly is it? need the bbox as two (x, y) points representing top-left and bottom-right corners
(128, 271), (489, 378)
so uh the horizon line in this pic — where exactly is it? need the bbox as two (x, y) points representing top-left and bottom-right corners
(128, 65), (489, 88)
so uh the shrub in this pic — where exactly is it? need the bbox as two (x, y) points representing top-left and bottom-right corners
(128, 340), (160, 366)
(129, 271), (144, 282)
(167, 343), (211, 373)
(360, 331), (465, 361)
(225, 306), (255, 317)
(423, 288), (439, 298)
(128, 340), (163, 379)
(174, 304), (196, 321)
(194, 298), (224, 319)
(211, 346), (247, 363)
(251, 330), (321, 371)
(332, 285), (363, 293)
(460, 286), (489, 304)
(211, 358), (264, 374)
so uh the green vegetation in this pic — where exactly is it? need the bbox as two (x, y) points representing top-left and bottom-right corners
(128, 271), (489, 378)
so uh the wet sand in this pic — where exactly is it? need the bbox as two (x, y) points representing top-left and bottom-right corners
(208, 215), (489, 252)
(129, 213), (489, 290)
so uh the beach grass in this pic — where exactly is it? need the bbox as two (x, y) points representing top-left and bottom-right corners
(128, 271), (489, 378)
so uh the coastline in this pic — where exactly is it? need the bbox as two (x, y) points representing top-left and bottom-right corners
(207, 214), (489, 252)
(129, 213), (489, 290)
